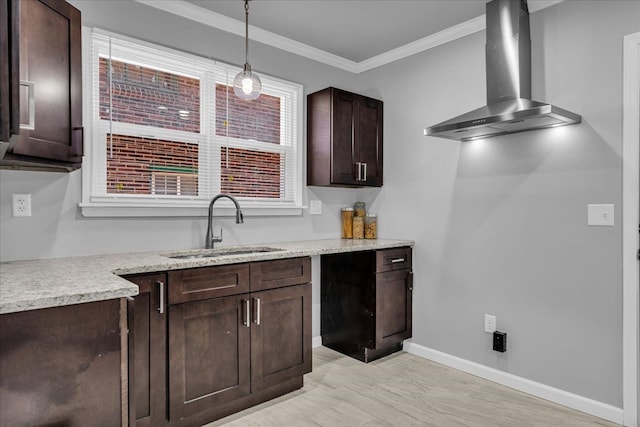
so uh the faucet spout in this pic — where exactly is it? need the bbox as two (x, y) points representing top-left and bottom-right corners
(205, 194), (244, 249)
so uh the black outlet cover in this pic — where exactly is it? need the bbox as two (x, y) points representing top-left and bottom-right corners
(493, 331), (507, 352)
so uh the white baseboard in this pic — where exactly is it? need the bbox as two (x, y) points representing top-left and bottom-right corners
(312, 336), (322, 348)
(403, 342), (624, 425)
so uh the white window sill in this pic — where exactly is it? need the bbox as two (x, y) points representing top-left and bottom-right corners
(79, 203), (304, 218)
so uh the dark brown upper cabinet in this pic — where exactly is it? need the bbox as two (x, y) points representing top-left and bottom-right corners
(307, 87), (383, 187)
(0, 0), (82, 171)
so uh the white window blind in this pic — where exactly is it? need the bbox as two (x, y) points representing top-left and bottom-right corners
(81, 29), (303, 217)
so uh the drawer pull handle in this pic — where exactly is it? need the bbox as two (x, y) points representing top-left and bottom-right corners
(391, 258), (406, 263)
(157, 281), (165, 314)
(253, 298), (261, 325)
(243, 299), (250, 327)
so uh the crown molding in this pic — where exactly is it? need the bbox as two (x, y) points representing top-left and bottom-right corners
(357, 14), (485, 73)
(134, 0), (564, 74)
(134, 0), (360, 73)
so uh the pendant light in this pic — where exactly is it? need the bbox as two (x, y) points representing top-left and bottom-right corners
(233, 0), (261, 100)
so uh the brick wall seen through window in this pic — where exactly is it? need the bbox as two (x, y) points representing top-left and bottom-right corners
(101, 58), (283, 198)
(106, 134), (198, 195)
(221, 147), (281, 198)
(99, 58), (200, 132)
(215, 84), (280, 144)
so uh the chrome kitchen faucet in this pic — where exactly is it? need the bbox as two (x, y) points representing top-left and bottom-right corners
(205, 194), (244, 249)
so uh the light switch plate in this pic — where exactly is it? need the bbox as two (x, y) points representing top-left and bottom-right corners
(310, 200), (322, 215)
(484, 314), (496, 333)
(587, 204), (614, 226)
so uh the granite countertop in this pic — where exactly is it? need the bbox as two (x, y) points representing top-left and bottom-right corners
(0, 238), (414, 314)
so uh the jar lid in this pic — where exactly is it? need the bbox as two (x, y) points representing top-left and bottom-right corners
(341, 207), (354, 211)
(366, 212), (377, 217)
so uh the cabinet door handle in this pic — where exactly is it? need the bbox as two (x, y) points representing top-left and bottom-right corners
(156, 281), (165, 314)
(362, 162), (367, 181)
(408, 272), (414, 292)
(72, 126), (84, 156)
(391, 258), (406, 263)
(354, 162), (361, 181)
(253, 297), (261, 325)
(19, 81), (35, 130)
(243, 299), (250, 327)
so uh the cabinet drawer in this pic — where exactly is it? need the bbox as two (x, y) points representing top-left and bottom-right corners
(168, 264), (250, 304)
(250, 257), (311, 292)
(376, 247), (412, 273)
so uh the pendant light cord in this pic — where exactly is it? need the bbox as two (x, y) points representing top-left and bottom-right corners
(244, 0), (250, 66)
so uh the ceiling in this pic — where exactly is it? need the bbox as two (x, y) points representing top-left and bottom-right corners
(137, 0), (564, 73)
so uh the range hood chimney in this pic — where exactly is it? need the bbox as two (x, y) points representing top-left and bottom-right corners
(424, 0), (581, 141)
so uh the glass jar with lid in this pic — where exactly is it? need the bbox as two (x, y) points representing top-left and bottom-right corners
(353, 201), (366, 218)
(365, 213), (377, 239)
(353, 216), (364, 239)
(341, 207), (354, 239)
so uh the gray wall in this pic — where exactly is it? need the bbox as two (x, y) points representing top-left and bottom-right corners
(356, 0), (638, 407)
(0, 0), (637, 409)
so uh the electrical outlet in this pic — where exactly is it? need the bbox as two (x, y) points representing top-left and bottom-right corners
(310, 200), (322, 215)
(12, 194), (32, 217)
(484, 314), (496, 333)
(493, 331), (507, 352)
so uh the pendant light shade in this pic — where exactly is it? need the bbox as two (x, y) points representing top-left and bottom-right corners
(233, 64), (261, 100)
(234, 0), (261, 100)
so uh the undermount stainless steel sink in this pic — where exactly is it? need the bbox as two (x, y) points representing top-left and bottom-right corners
(164, 247), (284, 260)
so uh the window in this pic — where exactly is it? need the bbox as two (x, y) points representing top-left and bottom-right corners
(150, 168), (198, 196)
(81, 29), (303, 216)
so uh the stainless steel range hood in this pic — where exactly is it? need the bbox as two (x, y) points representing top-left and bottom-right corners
(424, 0), (581, 141)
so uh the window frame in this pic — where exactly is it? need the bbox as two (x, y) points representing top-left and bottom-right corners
(80, 27), (304, 217)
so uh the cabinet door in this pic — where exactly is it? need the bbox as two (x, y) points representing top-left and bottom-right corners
(125, 273), (167, 427)
(374, 269), (413, 348)
(11, 0), (82, 164)
(331, 89), (358, 185)
(250, 283), (312, 392)
(168, 295), (250, 422)
(357, 97), (383, 187)
(0, 300), (121, 427)
(1, 0), (20, 143)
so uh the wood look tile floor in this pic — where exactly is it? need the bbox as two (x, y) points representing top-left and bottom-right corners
(204, 347), (619, 427)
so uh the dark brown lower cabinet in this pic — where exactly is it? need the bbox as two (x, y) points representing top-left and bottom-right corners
(0, 300), (122, 426)
(321, 247), (413, 362)
(125, 257), (312, 427)
(168, 283), (312, 425)
(124, 273), (167, 427)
